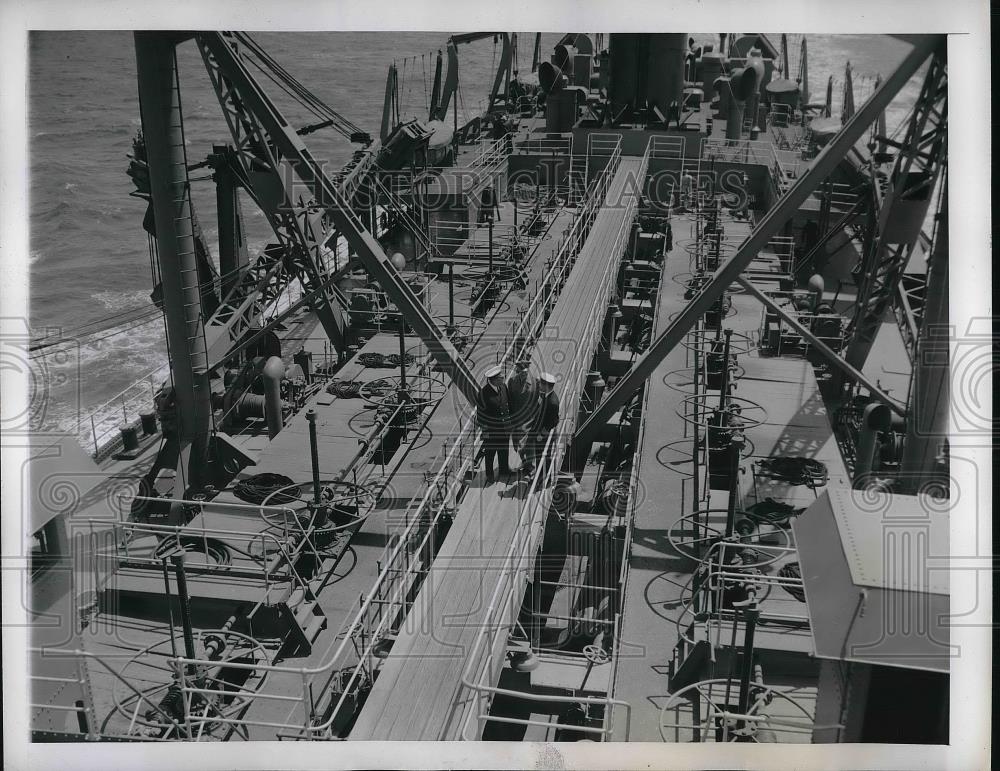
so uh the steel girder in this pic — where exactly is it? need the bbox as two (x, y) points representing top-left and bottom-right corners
(197, 37), (350, 372)
(842, 47), (947, 373)
(899, 168), (949, 488)
(199, 32), (481, 406)
(572, 36), (941, 448)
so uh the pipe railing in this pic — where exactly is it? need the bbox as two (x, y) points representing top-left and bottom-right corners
(512, 135), (572, 155)
(649, 135), (685, 159)
(99, 496), (315, 606)
(492, 137), (623, 364)
(456, 253), (623, 739)
(456, 139), (644, 741)
(127, 410), (487, 742)
(79, 369), (165, 459)
(470, 135), (512, 173)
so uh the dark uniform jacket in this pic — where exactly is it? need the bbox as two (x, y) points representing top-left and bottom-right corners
(506, 371), (537, 424)
(477, 383), (512, 432)
(532, 389), (560, 433)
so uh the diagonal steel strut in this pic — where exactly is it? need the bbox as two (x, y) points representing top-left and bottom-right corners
(573, 35), (940, 447)
(200, 32), (481, 406)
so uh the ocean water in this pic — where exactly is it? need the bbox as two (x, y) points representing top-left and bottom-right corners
(27, 31), (919, 438)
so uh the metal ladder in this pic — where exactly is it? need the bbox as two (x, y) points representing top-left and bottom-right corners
(163, 49), (211, 376)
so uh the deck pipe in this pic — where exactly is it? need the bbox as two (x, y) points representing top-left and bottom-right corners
(161, 557), (179, 660)
(169, 552), (198, 674)
(306, 409), (322, 505)
(717, 329), (733, 413)
(447, 263), (456, 331)
(736, 606), (760, 731)
(725, 75), (744, 140)
(745, 49), (767, 137)
(691, 324), (702, 521)
(854, 402), (892, 484)
(715, 76), (731, 117)
(724, 435), (744, 540)
(726, 65), (759, 140)
(262, 356), (285, 439)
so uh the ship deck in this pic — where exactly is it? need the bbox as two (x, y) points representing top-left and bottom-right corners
(68, 171), (576, 740)
(609, 214), (851, 742)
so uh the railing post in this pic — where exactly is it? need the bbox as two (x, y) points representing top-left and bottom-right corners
(302, 670), (313, 734)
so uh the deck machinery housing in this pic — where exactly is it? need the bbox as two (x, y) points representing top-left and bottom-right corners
(27, 32), (949, 744)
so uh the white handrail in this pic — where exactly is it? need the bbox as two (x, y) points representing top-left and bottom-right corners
(457, 139), (646, 741)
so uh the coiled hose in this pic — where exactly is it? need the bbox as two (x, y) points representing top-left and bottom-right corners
(778, 562), (806, 601)
(742, 498), (802, 528)
(233, 473), (297, 505)
(153, 535), (232, 566)
(757, 457), (828, 488)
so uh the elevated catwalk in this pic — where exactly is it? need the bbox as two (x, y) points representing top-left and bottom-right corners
(351, 156), (648, 740)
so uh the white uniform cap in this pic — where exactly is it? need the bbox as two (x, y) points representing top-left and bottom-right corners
(540, 372), (556, 384)
(485, 365), (503, 379)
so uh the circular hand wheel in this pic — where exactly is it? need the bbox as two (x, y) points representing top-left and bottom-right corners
(583, 644), (610, 664)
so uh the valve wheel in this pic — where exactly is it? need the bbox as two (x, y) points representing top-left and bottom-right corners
(108, 629), (269, 739)
(583, 644), (610, 664)
(261, 479), (378, 535)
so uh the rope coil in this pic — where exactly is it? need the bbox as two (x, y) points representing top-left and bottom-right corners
(326, 379), (363, 398)
(233, 473), (297, 505)
(357, 352), (416, 369)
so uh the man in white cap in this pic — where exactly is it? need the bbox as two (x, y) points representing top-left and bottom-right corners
(477, 364), (513, 484)
(680, 169), (695, 211)
(506, 356), (537, 455)
(520, 372), (559, 476)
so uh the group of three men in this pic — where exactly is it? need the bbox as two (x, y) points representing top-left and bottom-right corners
(476, 358), (560, 485)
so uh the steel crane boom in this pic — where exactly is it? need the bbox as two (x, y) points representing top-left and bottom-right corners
(199, 32), (481, 406)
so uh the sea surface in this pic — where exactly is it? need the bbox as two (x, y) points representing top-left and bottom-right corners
(26, 31), (920, 440)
